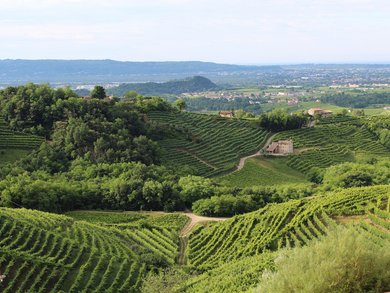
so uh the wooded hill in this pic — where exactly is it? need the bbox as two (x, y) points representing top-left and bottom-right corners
(107, 76), (218, 96)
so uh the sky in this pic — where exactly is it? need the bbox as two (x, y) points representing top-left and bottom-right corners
(0, 0), (389, 64)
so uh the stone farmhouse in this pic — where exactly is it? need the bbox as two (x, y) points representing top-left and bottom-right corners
(307, 108), (333, 118)
(219, 111), (235, 118)
(266, 140), (294, 155)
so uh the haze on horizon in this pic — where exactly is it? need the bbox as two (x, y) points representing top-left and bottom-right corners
(0, 0), (389, 65)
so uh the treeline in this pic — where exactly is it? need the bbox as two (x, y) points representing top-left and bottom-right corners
(192, 185), (314, 217)
(183, 97), (262, 114)
(0, 84), (176, 173)
(257, 109), (309, 132)
(321, 92), (390, 108)
(364, 116), (390, 149)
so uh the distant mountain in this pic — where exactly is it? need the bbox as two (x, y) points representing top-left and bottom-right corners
(107, 76), (218, 96)
(0, 59), (279, 85)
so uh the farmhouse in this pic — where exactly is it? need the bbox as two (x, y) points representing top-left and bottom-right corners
(307, 108), (333, 118)
(219, 111), (235, 118)
(266, 140), (293, 155)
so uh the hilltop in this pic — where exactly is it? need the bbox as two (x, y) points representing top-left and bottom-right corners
(107, 76), (218, 96)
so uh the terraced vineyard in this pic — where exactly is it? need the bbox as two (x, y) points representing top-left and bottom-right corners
(0, 208), (184, 292)
(273, 123), (390, 174)
(352, 204), (390, 247)
(148, 111), (269, 177)
(0, 115), (44, 164)
(187, 185), (390, 270)
(0, 115), (43, 150)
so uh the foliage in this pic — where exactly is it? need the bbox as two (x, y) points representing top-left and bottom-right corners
(174, 98), (186, 111)
(90, 85), (107, 99)
(0, 161), (185, 212)
(322, 92), (390, 108)
(192, 184), (314, 216)
(183, 97), (262, 114)
(141, 267), (190, 293)
(363, 116), (390, 149)
(322, 161), (390, 189)
(256, 228), (390, 293)
(257, 109), (308, 132)
(178, 176), (216, 206)
(192, 194), (258, 217)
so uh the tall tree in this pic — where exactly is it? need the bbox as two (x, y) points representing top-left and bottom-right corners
(91, 86), (106, 100)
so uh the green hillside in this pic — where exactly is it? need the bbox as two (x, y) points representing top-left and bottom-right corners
(148, 111), (269, 177)
(0, 208), (187, 292)
(0, 115), (44, 164)
(108, 76), (218, 96)
(273, 120), (390, 175)
(219, 156), (308, 187)
(187, 185), (390, 270)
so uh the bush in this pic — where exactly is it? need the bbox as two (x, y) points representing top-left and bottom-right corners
(256, 228), (390, 293)
(192, 194), (259, 217)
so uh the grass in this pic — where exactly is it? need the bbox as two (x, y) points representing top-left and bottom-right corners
(0, 149), (31, 165)
(218, 156), (308, 187)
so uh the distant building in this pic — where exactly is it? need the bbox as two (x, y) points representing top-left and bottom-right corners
(307, 108), (333, 118)
(384, 106), (390, 110)
(219, 111), (235, 118)
(266, 140), (294, 155)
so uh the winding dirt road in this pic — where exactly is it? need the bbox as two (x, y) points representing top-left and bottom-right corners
(180, 212), (228, 237)
(235, 133), (278, 172)
(177, 212), (228, 265)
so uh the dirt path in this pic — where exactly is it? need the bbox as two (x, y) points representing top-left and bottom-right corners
(177, 212), (228, 265)
(235, 133), (278, 172)
(180, 212), (228, 237)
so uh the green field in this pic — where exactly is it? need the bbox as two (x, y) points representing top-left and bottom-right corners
(219, 156), (308, 187)
(148, 111), (269, 177)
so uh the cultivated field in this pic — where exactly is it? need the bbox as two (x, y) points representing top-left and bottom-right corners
(148, 111), (269, 177)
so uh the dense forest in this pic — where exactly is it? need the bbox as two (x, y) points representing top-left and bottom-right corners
(322, 92), (390, 108)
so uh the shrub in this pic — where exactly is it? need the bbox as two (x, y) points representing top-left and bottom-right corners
(256, 228), (390, 293)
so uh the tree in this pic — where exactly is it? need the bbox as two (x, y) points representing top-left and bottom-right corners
(174, 98), (186, 111)
(90, 86), (106, 100)
(178, 175), (215, 206)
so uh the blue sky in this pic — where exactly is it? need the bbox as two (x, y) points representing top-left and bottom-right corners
(0, 0), (389, 64)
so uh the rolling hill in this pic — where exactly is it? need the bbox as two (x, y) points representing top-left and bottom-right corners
(107, 76), (218, 96)
(0, 185), (389, 292)
(0, 209), (187, 292)
(147, 110), (270, 177)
